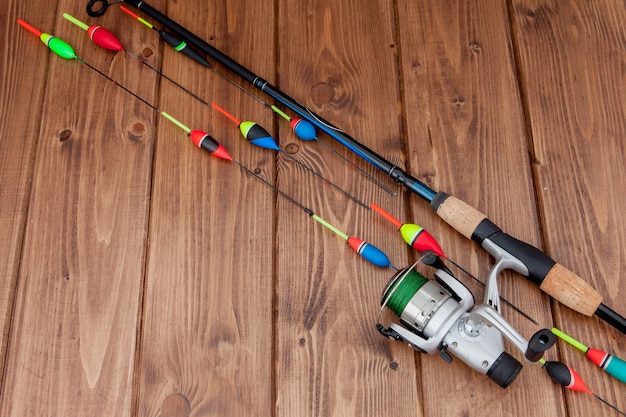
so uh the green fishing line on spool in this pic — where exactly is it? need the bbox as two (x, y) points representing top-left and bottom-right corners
(384, 269), (429, 315)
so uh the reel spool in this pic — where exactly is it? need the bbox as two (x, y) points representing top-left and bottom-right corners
(377, 260), (526, 388)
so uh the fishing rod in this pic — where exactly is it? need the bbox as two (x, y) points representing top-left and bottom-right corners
(375, 202), (626, 413)
(116, 5), (397, 196)
(86, 0), (626, 335)
(17, 18), (394, 270)
(372, 202), (626, 383)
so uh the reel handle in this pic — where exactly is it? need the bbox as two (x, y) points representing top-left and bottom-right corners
(525, 329), (557, 362)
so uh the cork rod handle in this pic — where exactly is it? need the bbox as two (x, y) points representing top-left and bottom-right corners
(430, 192), (603, 316)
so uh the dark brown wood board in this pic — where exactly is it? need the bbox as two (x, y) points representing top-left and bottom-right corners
(136, 0), (276, 415)
(0, 0), (161, 415)
(0, 0), (53, 384)
(397, 1), (564, 416)
(0, 0), (624, 416)
(511, 0), (626, 414)
(274, 0), (418, 416)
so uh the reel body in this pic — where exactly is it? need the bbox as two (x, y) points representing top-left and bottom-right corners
(377, 261), (540, 388)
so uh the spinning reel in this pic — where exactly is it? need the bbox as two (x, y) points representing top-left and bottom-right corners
(376, 254), (556, 388)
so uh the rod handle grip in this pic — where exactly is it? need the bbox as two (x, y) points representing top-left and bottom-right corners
(430, 193), (486, 239)
(430, 192), (603, 316)
(540, 263), (602, 316)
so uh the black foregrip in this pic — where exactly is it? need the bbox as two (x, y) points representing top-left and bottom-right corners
(130, 1), (259, 83)
(473, 219), (555, 285)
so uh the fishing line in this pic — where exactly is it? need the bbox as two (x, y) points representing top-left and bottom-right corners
(384, 268), (428, 315)
(77, 57), (160, 111)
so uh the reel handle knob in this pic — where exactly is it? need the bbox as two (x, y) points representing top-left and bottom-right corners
(439, 346), (453, 364)
(525, 329), (557, 362)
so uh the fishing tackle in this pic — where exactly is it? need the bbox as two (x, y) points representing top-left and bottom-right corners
(377, 256), (554, 388)
(18, 19), (392, 270)
(96, 0), (626, 334)
(64, 10), (390, 202)
(551, 328), (626, 384)
(65, 9), (387, 206)
(118, 5), (396, 195)
(233, 161), (396, 269)
(210, 102), (371, 211)
(18, 19), (78, 60)
(17, 19), (151, 110)
(118, 5), (211, 67)
(373, 203), (626, 411)
(63, 11), (212, 104)
(377, 259), (626, 414)
(157, 114), (395, 269)
(371, 203), (444, 256)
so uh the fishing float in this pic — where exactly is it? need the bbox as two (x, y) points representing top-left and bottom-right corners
(373, 201), (626, 393)
(62, 12), (123, 51)
(551, 328), (626, 384)
(18, 17), (230, 161)
(159, 110), (395, 269)
(541, 360), (625, 416)
(370, 202), (537, 324)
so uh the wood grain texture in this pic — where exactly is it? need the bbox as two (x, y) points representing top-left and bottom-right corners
(136, 1), (276, 415)
(0, 0), (625, 416)
(275, 0), (419, 416)
(511, 0), (626, 414)
(396, 1), (564, 416)
(0, 1), (161, 415)
(0, 0), (52, 384)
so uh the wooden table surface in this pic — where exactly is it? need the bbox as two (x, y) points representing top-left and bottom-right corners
(1, 0), (625, 416)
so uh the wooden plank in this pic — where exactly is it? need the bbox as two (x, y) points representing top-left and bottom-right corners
(2, 0), (624, 416)
(510, 0), (626, 414)
(0, 0), (53, 383)
(397, 0), (565, 416)
(275, 0), (420, 416)
(0, 1), (161, 415)
(136, 0), (276, 415)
